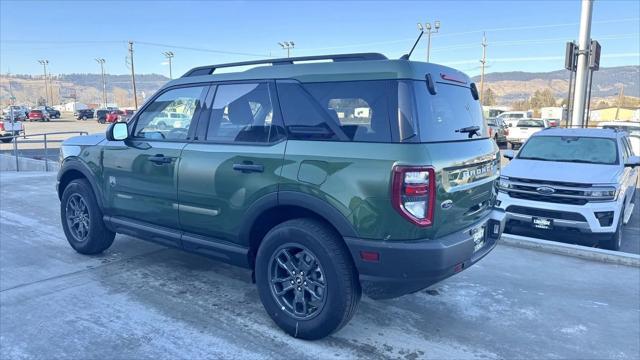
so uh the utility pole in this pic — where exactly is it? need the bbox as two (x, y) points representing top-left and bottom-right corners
(37, 59), (49, 105)
(162, 51), (174, 79)
(479, 32), (488, 104)
(278, 41), (295, 58)
(615, 84), (624, 120)
(95, 58), (107, 108)
(128, 41), (138, 109)
(570, 0), (594, 128)
(417, 21), (440, 62)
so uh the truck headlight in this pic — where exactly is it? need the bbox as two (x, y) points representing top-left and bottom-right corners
(584, 187), (617, 201)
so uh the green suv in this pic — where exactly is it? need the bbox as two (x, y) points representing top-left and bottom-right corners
(57, 53), (505, 339)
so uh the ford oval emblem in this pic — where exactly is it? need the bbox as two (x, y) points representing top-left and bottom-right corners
(536, 186), (555, 195)
(441, 200), (453, 210)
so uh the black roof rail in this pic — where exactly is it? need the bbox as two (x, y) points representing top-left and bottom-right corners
(181, 53), (388, 77)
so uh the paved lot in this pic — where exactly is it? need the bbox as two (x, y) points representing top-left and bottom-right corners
(1, 172), (639, 359)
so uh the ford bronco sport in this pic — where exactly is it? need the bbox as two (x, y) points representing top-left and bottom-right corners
(57, 53), (505, 340)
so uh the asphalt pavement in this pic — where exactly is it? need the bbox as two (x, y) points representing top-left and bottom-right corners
(1, 172), (639, 359)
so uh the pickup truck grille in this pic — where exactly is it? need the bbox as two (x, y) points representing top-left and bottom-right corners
(508, 191), (588, 205)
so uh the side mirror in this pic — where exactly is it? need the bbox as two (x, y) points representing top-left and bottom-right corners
(625, 156), (640, 168)
(503, 150), (515, 160)
(106, 122), (129, 141)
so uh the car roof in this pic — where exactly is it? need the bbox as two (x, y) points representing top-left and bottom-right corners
(599, 121), (640, 128)
(531, 127), (622, 138)
(165, 53), (471, 88)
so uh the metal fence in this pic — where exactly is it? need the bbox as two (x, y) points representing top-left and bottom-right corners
(1, 131), (88, 171)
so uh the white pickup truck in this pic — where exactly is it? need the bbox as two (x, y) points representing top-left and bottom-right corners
(0, 118), (24, 143)
(507, 118), (549, 149)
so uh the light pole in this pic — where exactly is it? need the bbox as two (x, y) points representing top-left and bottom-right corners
(278, 41), (295, 58)
(162, 51), (174, 79)
(571, 0), (593, 128)
(479, 32), (488, 104)
(95, 58), (107, 108)
(417, 20), (440, 62)
(37, 59), (49, 105)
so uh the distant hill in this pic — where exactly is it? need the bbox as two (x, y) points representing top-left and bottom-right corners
(471, 65), (639, 105)
(1, 65), (638, 108)
(0, 73), (170, 107)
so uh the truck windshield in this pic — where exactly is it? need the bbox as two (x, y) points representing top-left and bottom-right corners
(518, 136), (618, 165)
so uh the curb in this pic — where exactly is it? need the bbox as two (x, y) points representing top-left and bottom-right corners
(0, 154), (59, 172)
(500, 234), (640, 268)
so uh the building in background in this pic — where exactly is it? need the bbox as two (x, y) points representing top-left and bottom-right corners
(590, 106), (640, 122)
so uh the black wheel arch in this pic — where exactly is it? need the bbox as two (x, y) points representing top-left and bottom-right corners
(57, 159), (104, 210)
(241, 191), (358, 267)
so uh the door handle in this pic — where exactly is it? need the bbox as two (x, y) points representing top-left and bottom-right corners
(148, 154), (173, 164)
(233, 163), (264, 173)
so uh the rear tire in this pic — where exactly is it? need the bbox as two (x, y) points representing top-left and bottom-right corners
(255, 218), (361, 340)
(60, 179), (115, 254)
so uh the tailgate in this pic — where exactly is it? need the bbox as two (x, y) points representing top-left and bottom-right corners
(3, 121), (23, 131)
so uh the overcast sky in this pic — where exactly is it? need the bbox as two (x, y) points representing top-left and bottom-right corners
(1, 0), (638, 77)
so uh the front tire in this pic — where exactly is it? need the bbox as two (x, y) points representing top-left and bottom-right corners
(255, 218), (361, 340)
(601, 207), (624, 251)
(60, 179), (115, 254)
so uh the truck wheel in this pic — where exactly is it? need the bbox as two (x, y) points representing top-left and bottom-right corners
(601, 206), (624, 251)
(82, 116), (87, 120)
(60, 179), (115, 254)
(255, 218), (361, 340)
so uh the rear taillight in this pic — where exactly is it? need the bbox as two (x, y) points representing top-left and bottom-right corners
(504, 128), (509, 136)
(0, 122), (4, 131)
(489, 127), (493, 137)
(391, 166), (436, 227)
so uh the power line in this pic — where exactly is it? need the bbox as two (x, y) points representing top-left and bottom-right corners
(135, 41), (269, 57)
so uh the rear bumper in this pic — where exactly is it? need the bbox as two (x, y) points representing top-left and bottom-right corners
(344, 209), (506, 299)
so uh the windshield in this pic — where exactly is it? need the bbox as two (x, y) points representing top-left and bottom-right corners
(517, 119), (545, 127)
(518, 136), (618, 165)
(413, 81), (486, 141)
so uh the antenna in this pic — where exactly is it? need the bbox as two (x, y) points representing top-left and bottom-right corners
(401, 24), (425, 60)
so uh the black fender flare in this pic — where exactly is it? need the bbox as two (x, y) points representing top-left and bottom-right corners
(239, 190), (358, 247)
(57, 158), (105, 210)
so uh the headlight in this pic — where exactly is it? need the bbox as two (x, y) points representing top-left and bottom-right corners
(584, 187), (617, 200)
(496, 176), (511, 190)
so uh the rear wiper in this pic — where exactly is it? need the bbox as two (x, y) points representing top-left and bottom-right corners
(455, 126), (481, 138)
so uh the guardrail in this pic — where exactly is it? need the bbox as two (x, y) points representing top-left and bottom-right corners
(0, 131), (88, 172)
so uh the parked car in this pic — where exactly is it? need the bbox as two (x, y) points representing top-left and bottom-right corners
(497, 111), (532, 127)
(0, 118), (24, 143)
(2, 106), (27, 120)
(44, 106), (61, 119)
(507, 118), (549, 149)
(498, 128), (639, 250)
(28, 109), (50, 122)
(599, 121), (640, 155)
(487, 117), (508, 146)
(74, 109), (95, 120)
(57, 53), (506, 340)
(105, 110), (122, 123)
(94, 109), (110, 124)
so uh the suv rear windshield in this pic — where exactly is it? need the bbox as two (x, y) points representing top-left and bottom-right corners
(276, 79), (485, 143)
(518, 136), (619, 165)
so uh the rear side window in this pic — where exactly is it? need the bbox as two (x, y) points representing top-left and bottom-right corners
(276, 80), (396, 142)
(206, 83), (276, 143)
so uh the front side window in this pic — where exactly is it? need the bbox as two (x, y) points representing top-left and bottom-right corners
(134, 86), (206, 140)
(206, 83), (276, 143)
(518, 136), (618, 165)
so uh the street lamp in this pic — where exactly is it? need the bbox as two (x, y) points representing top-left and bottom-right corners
(417, 20), (440, 62)
(278, 41), (295, 58)
(162, 51), (174, 79)
(95, 58), (107, 108)
(37, 59), (50, 105)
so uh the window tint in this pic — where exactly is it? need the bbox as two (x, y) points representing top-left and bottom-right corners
(517, 119), (545, 127)
(206, 83), (275, 143)
(277, 81), (396, 142)
(134, 86), (205, 140)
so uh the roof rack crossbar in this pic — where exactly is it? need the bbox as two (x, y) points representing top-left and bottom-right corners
(181, 53), (387, 77)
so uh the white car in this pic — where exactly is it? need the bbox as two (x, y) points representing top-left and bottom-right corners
(598, 121), (640, 156)
(506, 118), (550, 149)
(496, 111), (532, 127)
(497, 128), (639, 250)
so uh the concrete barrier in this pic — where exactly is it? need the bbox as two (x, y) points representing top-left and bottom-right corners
(501, 233), (640, 267)
(0, 154), (59, 172)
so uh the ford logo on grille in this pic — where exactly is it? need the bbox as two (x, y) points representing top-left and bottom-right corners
(536, 186), (555, 195)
